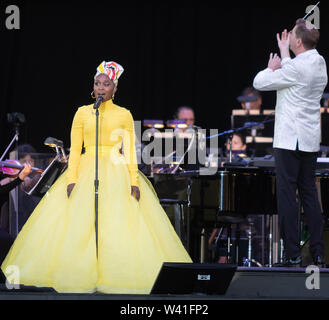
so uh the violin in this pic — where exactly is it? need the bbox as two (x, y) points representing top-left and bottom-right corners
(0, 159), (43, 177)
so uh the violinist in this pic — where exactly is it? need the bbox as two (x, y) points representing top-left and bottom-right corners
(0, 144), (41, 233)
(0, 162), (31, 281)
(0, 162), (33, 229)
(7, 144), (40, 193)
(0, 163), (32, 194)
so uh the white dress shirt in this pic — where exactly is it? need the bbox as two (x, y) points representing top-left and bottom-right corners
(253, 49), (328, 152)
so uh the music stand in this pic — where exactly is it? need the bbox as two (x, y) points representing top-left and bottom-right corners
(151, 262), (237, 295)
(27, 155), (67, 197)
(231, 112), (275, 138)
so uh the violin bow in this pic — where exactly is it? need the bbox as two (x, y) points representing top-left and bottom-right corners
(0, 133), (19, 162)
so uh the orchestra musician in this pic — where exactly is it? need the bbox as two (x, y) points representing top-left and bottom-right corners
(225, 132), (248, 159)
(0, 164), (32, 196)
(174, 105), (196, 131)
(240, 86), (262, 111)
(0, 144), (41, 233)
(0, 163), (31, 281)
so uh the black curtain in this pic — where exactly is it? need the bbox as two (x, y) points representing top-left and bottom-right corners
(0, 0), (328, 154)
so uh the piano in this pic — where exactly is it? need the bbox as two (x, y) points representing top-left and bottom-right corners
(151, 157), (329, 262)
(152, 165), (276, 263)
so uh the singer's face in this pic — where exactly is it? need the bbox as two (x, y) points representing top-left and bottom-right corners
(94, 74), (115, 101)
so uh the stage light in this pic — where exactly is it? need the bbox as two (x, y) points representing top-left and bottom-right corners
(143, 120), (164, 129)
(166, 120), (188, 129)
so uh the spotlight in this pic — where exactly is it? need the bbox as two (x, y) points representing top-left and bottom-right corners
(143, 120), (165, 129)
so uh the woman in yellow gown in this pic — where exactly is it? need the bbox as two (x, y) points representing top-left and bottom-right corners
(1, 61), (192, 294)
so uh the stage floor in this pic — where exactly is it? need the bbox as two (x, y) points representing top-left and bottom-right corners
(0, 266), (329, 300)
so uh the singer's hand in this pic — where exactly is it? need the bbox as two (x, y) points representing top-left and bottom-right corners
(268, 53), (282, 71)
(131, 186), (140, 201)
(276, 29), (290, 59)
(67, 183), (75, 198)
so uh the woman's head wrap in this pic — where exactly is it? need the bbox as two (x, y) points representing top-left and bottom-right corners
(94, 61), (124, 85)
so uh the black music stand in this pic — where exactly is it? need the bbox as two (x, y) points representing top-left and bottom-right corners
(231, 109), (275, 157)
(151, 262), (237, 295)
(27, 155), (67, 197)
(231, 112), (274, 138)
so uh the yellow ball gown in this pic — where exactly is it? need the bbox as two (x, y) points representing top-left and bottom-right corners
(1, 99), (192, 294)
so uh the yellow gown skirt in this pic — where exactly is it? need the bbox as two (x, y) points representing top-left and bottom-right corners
(1, 146), (192, 294)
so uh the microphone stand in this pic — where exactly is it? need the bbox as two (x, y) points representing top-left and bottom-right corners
(93, 95), (103, 258)
(228, 133), (233, 163)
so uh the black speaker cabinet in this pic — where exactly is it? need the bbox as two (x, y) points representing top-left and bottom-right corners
(151, 262), (237, 295)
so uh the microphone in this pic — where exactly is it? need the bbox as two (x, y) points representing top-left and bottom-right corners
(93, 95), (104, 109)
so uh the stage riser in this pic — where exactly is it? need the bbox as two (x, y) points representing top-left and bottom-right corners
(226, 270), (329, 298)
(1, 268), (329, 299)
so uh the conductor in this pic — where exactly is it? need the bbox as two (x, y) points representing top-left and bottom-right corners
(253, 19), (328, 267)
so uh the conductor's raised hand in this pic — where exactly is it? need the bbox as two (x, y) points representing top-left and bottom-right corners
(276, 29), (290, 59)
(268, 53), (282, 71)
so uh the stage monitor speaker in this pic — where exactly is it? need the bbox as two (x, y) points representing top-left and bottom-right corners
(150, 262), (237, 295)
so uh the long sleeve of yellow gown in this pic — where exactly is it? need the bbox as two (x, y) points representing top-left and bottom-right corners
(122, 110), (139, 186)
(67, 107), (84, 185)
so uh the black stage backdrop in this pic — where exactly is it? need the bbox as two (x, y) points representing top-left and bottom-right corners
(0, 0), (328, 153)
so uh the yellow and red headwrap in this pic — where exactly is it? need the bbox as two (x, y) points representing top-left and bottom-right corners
(95, 61), (124, 85)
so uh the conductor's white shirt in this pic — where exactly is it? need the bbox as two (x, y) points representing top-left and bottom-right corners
(253, 49), (328, 152)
